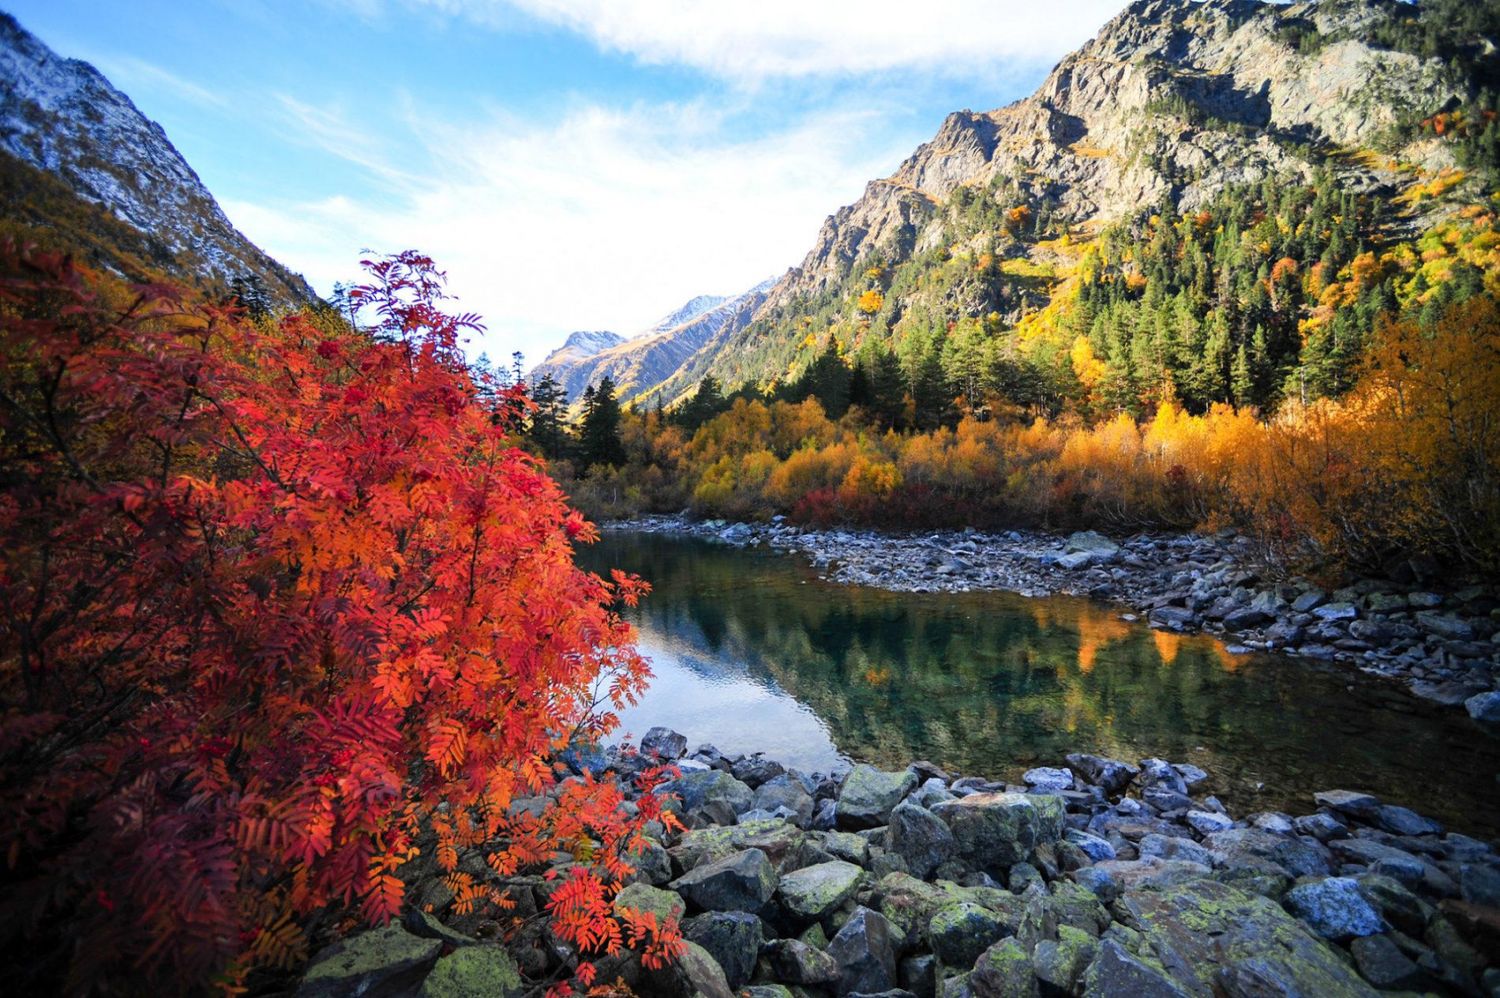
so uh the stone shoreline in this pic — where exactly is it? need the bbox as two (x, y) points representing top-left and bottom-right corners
(605, 515), (1500, 725)
(295, 733), (1500, 997)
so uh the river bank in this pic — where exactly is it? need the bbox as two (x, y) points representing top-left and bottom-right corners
(604, 515), (1500, 725)
(297, 733), (1500, 997)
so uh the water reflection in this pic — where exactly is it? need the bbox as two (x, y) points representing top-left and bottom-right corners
(581, 532), (1500, 836)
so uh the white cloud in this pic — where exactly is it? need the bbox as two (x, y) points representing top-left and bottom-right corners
(223, 96), (914, 365)
(411, 0), (1126, 81)
(81, 53), (228, 108)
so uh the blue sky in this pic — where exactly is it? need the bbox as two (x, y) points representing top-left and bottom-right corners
(8, 0), (1125, 364)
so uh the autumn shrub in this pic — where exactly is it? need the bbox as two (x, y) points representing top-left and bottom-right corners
(0, 246), (679, 994)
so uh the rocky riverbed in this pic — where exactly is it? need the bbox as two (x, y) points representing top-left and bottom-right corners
(605, 516), (1500, 726)
(295, 730), (1500, 997)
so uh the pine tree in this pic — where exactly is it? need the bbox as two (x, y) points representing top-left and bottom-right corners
(579, 377), (626, 468)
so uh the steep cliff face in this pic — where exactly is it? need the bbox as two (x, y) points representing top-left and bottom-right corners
(690, 0), (1473, 392)
(0, 13), (315, 303)
(530, 281), (774, 404)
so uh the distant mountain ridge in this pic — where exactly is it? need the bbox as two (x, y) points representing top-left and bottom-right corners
(0, 13), (314, 304)
(529, 279), (777, 404)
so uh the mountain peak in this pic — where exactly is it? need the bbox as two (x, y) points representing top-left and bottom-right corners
(0, 13), (314, 303)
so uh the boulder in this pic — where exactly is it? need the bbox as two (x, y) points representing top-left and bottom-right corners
(838, 765), (919, 829)
(1112, 879), (1377, 996)
(1022, 767), (1073, 792)
(1313, 602), (1358, 621)
(671, 848), (778, 913)
(779, 860), (865, 923)
(1185, 810), (1234, 835)
(929, 901), (1010, 970)
(613, 882), (686, 924)
(933, 793), (1065, 873)
(968, 937), (1035, 998)
(296, 922), (442, 998)
(1283, 877), (1387, 941)
(1066, 531), (1119, 558)
(672, 818), (805, 872)
(683, 911), (762, 991)
(640, 726), (688, 761)
(763, 939), (840, 986)
(1416, 611), (1474, 641)
(753, 774), (815, 828)
(417, 947), (524, 998)
(1349, 934), (1431, 991)
(1031, 924), (1097, 995)
(1081, 939), (1189, 997)
(828, 906), (902, 995)
(1465, 691), (1500, 726)
(731, 754), (786, 789)
(662, 770), (754, 814)
(888, 800), (957, 879)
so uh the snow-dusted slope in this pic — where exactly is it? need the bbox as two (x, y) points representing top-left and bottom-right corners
(0, 13), (314, 303)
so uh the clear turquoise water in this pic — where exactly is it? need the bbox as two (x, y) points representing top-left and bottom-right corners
(580, 532), (1500, 837)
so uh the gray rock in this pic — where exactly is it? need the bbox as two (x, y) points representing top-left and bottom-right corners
(1185, 810), (1234, 835)
(1067, 530), (1119, 557)
(779, 860), (865, 923)
(731, 754), (786, 789)
(1137, 758), (1188, 795)
(1416, 611), (1474, 641)
(1349, 934), (1430, 991)
(613, 882), (686, 924)
(296, 922), (442, 998)
(1465, 690), (1500, 725)
(928, 901), (1010, 969)
(1148, 606), (1196, 631)
(1057, 550), (1096, 570)
(1291, 589), (1327, 613)
(968, 937), (1036, 997)
(1114, 879), (1378, 996)
(933, 793), (1065, 873)
(1081, 938), (1189, 997)
(1223, 606), (1273, 629)
(1372, 804), (1442, 837)
(627, 836), (673, 886)
(1065, 829), (1116, 862)
(753, 774), (816, 828)
(1313, 601), (1358, 621)
(888, 800), (958, 879)
(1293, 812), (1349, 841)
(1138, 833), (1213, 868)
(1065, 754), (1138, 795)
(1461, 864), (1500, 908)
(828, 906), (902, 996)
(838, 764), (919, 830)
(1022, 766), (1073, 791)
(663, 770), (755, 814)
(1205, 827), (1332, 879)
(683, 911), (762, 991)
(1313, 789), (1381, 819)
(641, 726), (688, 761)
(764, 939), (840, 986)
(1284, 876), (1387, 941)
(671, 848), (778, 913)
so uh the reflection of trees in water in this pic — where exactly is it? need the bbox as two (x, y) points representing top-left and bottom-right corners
(582, 534), (1500, 835)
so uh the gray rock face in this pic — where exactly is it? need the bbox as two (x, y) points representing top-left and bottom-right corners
(838, 764), (919, 829)
(1283, 877), (1388, 941)
(683, 911), (763, 991)
(888, 800), (958, 879)
(828, 906), (902, 995)
(671, 848), (778, 913)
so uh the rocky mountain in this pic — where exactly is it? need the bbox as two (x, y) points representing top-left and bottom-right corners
(646, 0), (1489, 395)
(0, 13), (314, 303)
(530, 280), (776, 405)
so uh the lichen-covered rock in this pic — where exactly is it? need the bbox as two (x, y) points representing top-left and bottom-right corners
(671, 847), (777, 913)
(661, 769), (754, 814)
(764, 938), (840, 986)
(827, 905), (902, 995)
(1114, 879), (1379, 996)
(888, 799), (957, 879)
(671, 818), (806, 872)
(417, 946), (524, 998)
(1032, 924), (1097, 995)
(929, 901), (1010, 970)
(968, 936), (1036, 998)
(683, 911), (762, 991)
(296, 922), (441, 998)
(932, 793), (1064, 873)
(779, 859), (865, 922)
(1081, 938), (1189, 997)
(612, 881), (686, 924)
(837, 764), (919, 829)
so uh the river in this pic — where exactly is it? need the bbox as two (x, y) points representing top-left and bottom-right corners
(579, 531), (1500, 836)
